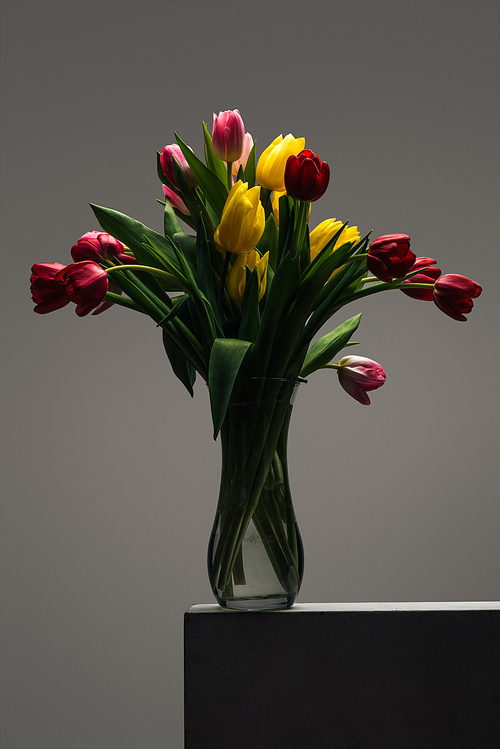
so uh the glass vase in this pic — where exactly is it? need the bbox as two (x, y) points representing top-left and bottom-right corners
(208, 377), (304, 611)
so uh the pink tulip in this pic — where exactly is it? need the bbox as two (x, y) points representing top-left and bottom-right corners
(160, 144), (197, 189)
(162, 184), (190, 215)
(337, 356), (386, 405)
(367, 234), (416, 282)
(30, 262), (69, 314)
(212, 109), (245, 162)
(56, 261), (109, 317)
(71, 232), (135, 264)
(433, 274), (482, 321)
(400, 257), (441, 300)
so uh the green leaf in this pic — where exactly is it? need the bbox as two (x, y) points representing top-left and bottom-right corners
(238, 269), (260, 343)
(252, 251), (301, 375)
(164, 194), (183, 239)
(300, 314), (362, 378)
(194, 216), (223, 334)
(175, 133), (228, 220)
(172, 232), (197, 265)
(202, 122), (227, 183)
(208, 338), (253, 438)
(162, 327), (196, 397)
(258, 213), (279, 271)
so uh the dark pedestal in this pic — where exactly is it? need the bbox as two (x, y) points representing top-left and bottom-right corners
(184, 602), (500, 748)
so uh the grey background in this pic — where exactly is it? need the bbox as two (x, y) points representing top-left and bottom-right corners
(1, 1), (498, 747)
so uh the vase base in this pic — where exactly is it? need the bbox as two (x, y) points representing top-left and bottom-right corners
(215, 593), (297, 611)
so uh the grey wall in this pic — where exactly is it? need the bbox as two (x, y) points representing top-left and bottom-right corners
(1, 1), (498, 747)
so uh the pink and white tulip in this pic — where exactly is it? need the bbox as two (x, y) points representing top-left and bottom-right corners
(337, 355), (386, 405)
(212, 109), (245, 163)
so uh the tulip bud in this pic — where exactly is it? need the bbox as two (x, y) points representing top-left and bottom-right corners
(337, 355), (386, 405)
(400, 257), (441, 300)
(284, 149), (330, 202)
(56, 261), (109, 317)
(227, 250), (269, 305)
(366, 234), (416, 282)
(30, 262), (69, 314)
(212, 109), (246, 163)
(432, 274), (482, 321)
(256, 134), (305, 192)
(160, 144), (197, 189)
(71, 232), (135, 264)
(214, 180), (265, 255)
(162, 184), (190, 215)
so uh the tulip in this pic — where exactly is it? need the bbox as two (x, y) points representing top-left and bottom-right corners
(366, 234), (416, 282)
(162, 184), (190, 215)
(227, 250), (269, 305)
(212, 109), (246, 163)
(284, 149), (330, 202)
(31, 262), (69, 314)
(160, 144), (197, 189)
(71, 231), (135, 264)
(231, 132), (254, 176)
(309, 219), (360, 262)
(432, 274), (482, 321)
(256, 134), (305, 192)
(57, 261), (109, 317)
(337, 355), (386, 405)
(213, 180), (265, 255)
(400, 257), (441, 300)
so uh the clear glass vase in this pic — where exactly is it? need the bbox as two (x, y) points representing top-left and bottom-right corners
(208, 377), (304, 611)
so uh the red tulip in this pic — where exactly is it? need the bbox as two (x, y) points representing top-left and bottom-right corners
(400, 257), (441, 300)
(337, 356), (386, 405)
(284, 149), (330, 202)
(30, 262), (69, 314)
(212, 109), (246, 162)
(71, 232), (135, 264)
(160, 144), (197, 189)
(367, 234), (416, 282)
(433, 274), (482, 321)
(56, 261), (109, 317)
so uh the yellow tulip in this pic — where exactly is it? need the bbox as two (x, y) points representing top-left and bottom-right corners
(214, 180), (265, 255)
(309, 219), (360, 262)
(227, 250), (269, 305)
(256, 134), (306, 192)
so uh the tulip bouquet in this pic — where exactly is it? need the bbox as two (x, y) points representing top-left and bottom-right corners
(31, 109), (482, 609)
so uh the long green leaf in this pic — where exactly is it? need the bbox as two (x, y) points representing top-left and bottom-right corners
(300, 314), (362, 377)
(208, 338), (253, 438)
(202, 122), (227, 183)
(238, 269), (260, 343)
(258, 213), (279, 271)
(162, 327), (196, 396)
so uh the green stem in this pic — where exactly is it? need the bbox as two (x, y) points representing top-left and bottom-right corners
(106, 264), (185, 290)
(226, 162), (233, 191)
(294, 200), (309, 259)
(339, 280), (435, 307)
(103, 292), (144, 312)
